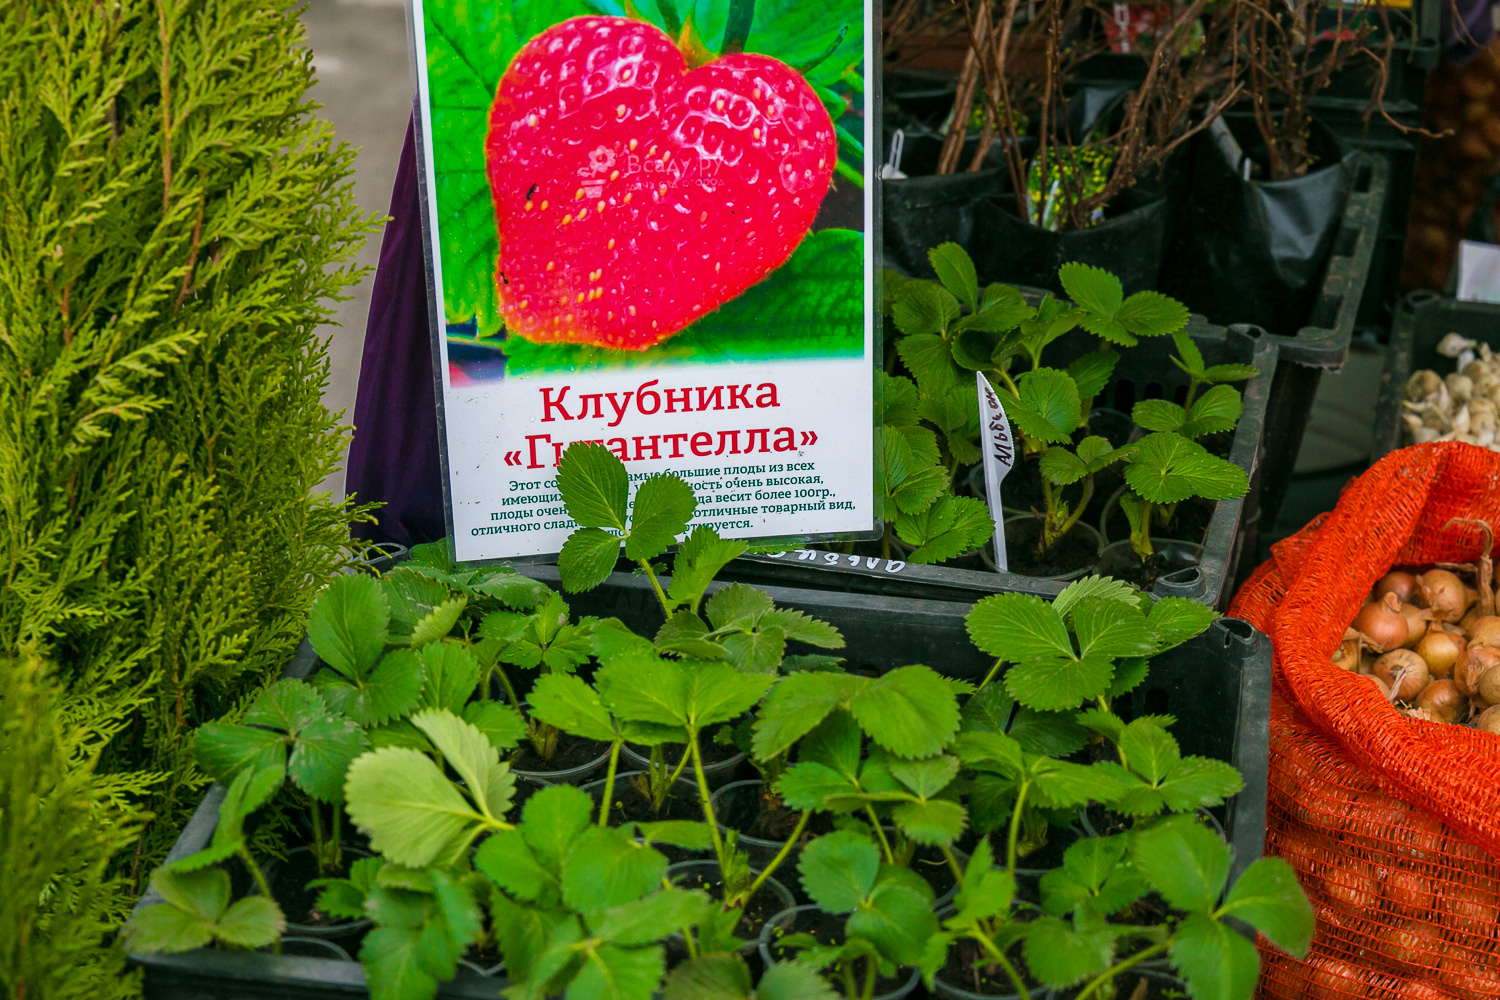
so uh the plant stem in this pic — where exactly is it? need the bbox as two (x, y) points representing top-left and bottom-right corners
(667, 744), (693, 788)
(970, 931), (1031, 999)
(988, 366), (1019, 397)
(638, 558), (673, 618)
(656, 0), (683, 37)
(1006, 781), (1030, 875)
(495, 664), (522, 712)
(842, 963), (859, 1000)
(689, 731), (727, 869)
(1056, 473), (1094, 541)
(310, 802), (326, 874)
(861, 956), (878, 1000)
(865, 805), (895, 863)
(238, 846), (279, 954)
(940, 844), (966, 885)
(599, 739), (622, 826)
(743, 810), (809, 907)
(331, 807), (342, 870)
(1131, 500), (1155, 562)
(975, 657), (1005, 692)
(881, 524), (892, 561)
(719, 0), (755, 53)
(1073, 941), (1171, 1000)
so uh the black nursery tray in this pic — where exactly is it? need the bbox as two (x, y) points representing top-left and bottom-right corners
(718, 323), (1278, 611)
(129, 565), (1272, 999)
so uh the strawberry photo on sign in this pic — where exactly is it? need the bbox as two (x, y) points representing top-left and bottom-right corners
(409, 0), (877, 563)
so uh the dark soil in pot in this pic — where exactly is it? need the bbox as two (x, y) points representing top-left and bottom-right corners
(667, 861), (796, 945)
(714, 780), (837, 851)
(1094, 539), (1204, 590)
(761, 906), (920, 999)
(1002, 516), (1101, 578)
(621, 728), (745, 782)
(269, 846), (372, 938)
(934, 937), (1042, 999)
(1099, 492), (1215, 549)
(583, 770), (702, 825)
(510, 732), (610, 779)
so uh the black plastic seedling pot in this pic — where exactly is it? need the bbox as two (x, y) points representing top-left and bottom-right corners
(128, 566), (1272, 1000)
(719, 323), (1277, 611)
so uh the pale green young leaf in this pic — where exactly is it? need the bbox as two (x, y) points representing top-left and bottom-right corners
(721, 627), (787, 674)
(752, 671), (866, 761)
(1200, 363), (1259, 384)
(626, 474), (696, 561)
(1004, 654), (1114, 712)
(1132, 399), (1187, 433)
(410, 708), (515, 819)
(1173, 329), (1205, 374)
(1131, 817), (1231, 913)
(431, 868), (485, 953)
(705, 583), (774, 630)
(149, 865), (230, 921)
(799, 830), (879, 912)
(759, 609), (844, 649)
(1059, 262), (1122, 318)
(344, 747), (484, 868)
(1170, 913), (1260, 1000)
(214, 896), (286, 948)
(558, 442), (630, 531)
(636, 821), (715, 850)
(757, 962), (840, 1000)
(288, 717), (367, 803)
(1021, 916), (1114, 987)
(1117, 719), (1181, 783)
(661, 954), (753, 1000)
(565, 825), (668, 913)
(1072, 598), (1155, 658)
(1180, 384), (1243, 439)
(462, 701), (528, 750)
(529, 673), (617, 743)
(1067, 349), (1120, 400)
(1053, 576), (1139, 619)
(417, 641), (480, 713)
(849, 665), (960, 759)
(309, 575), (391, 680)
(1039, 448), (1088, 487)
(668, 527), (748, 611)
(778, 762), (860, 810)
(929, 242), (979, 312)
(799, 710), (862, 774)
(891, 281), (961, 337)
(360, 927), (435, 1000)
(1147, 598), (1219, 650)
(1116, 290), (1189, 338)
(1218, 858), (1314, 957)
(410, 596), (467, 647)
(559, 527), (623, 593)
(966, 593), (1074, 662)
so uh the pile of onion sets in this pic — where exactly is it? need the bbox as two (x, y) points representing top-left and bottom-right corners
(1338, 520), (1500, 734)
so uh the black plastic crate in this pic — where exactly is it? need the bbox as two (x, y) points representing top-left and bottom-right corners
(128, 570), (1272, 1000)
(719, 323), (1277, 610)
(1372, 292), (1500, 457)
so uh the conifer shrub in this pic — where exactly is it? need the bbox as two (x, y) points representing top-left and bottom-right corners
(0, 656), (148, 1000)
(0, 0), (377, 875)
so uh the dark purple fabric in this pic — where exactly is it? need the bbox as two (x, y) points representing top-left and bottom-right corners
(1443, 0), (1497, 65)
(345, 116), (447, 547)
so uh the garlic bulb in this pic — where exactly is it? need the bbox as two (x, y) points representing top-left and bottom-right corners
(1405, 332), (1500, 452)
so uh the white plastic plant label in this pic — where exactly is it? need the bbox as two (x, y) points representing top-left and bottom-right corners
(977, 371), (1016, 571)
(407, 0), (879, 562)
(1457, 239), (1500, 305)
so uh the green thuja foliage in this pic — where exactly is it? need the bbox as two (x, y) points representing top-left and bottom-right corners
(0, 0), (378, 879)
(0, 657), (148, 1000)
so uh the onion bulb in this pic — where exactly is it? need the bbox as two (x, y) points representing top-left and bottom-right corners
(1375, 571), (1419, 603)
(1418, 679), (1467, 723)
(1331, 639), (1361, 671)
(1470, 615), (1500, 647)
(1475, 705), (1500, 734)
(1373, 649), (1430, 700)
(1419, 569), (1471, 622)
(1480, 665), (1500, 705)
(1458, 643), (1500, 696)
(1362, 674), (1392, 699)
(1416, 628), (1465, 678)
(1353, 600), (1411, 652)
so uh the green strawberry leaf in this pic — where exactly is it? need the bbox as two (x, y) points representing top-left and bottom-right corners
(848, 665), (960, 759)
(528, 673), (618, 743)
(928, 242), (978, 312)
(565, 826), (668, 913)
(1115, 290), (1189, 337)
(559, 528), (624, 593)
(894, 494), (993, 564)
(1131, 816), (1231, 913)
(1170, 913), (1260, 1000)
(410, 596), (467, 648)
(288, 717), (367, 803)
(1132, 399), (1188, 434)
(999, 368), (1081, 444)
(244, 679), (327, 734)
(1147, 598), (1219, 650)
(705, 584), (775, 631)
(1218, 858), (1314, 957)
(891, 281), (961, 337)
(1021, 915), (1114, 988)
(462, 700), (528, 751)
(309, 575), (390, 681)
(1039, 448), (1088, 487)
(627, 475), (696, 561)
(1179, 384), (1243, 439)
(1124, 433), (1248, 505)
(558, 442), (629, 531)
(966, 594), (1074, 662)
(1003, 654), (1114, 712)
(417, 641), (481, 714)
(668, 527), (748, 613)
(1066, 349), (1120, 400)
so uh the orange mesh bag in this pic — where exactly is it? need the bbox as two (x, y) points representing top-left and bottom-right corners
(1228, 442), (1500, 999)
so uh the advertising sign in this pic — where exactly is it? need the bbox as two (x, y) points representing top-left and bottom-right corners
(407, 1), (878, 562)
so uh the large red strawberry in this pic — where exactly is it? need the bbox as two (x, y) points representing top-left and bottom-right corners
(485, 16), (837, 351)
